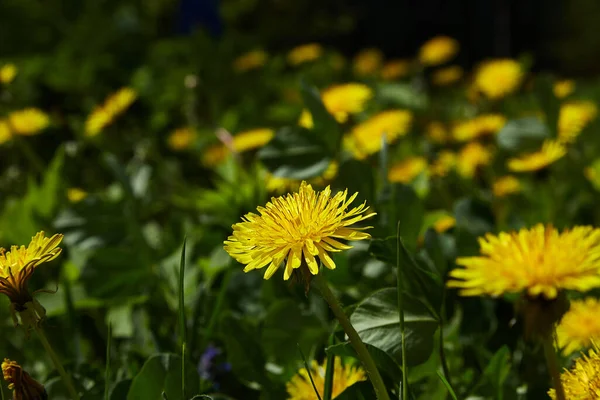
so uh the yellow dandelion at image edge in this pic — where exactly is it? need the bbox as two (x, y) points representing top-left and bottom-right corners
(224, 181), (375, 280)
(548, 346), (600, 399)
(557, 298), (600, 355)
(447, 224), (600, 299)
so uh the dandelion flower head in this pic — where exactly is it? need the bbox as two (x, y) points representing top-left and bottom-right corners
(557, 298), (600, 356)
(548, 345), (600, 399)
(8, 109), (50, 135)
(474, 59), (523, 99)
(388, 157), (428, 183)
(380, 59), (411, 80)
(353, 48), (383, 76)
(418, 36), (459, 66)
(554, 80), (575, 99)
(85, 87), (137, 137)
(493, 175), (521, 197)
(0, 120), (12, 145)
(558, 101), (597, 143)
(346, 110), (413, 159)
(429, 150), (456, 177)
(452, 114), (506, 142)
(431, 65), (463, 86)
(0, 64), (17, 84)
(2, 358), (46, 399)
(448, 224), (600, 299)
(167, 127), (197, 151)
(507, 140), (566, 172)
(456, 142), (492, 178)
(67, 188), (88, 203)
(224, 182), (375, 280)
(286, 357), (367, 400)
(426, 121), (449, 144)
(202, 128), (274, 166)
(233, 50), (268, 72)
(288, 43), (324, 66)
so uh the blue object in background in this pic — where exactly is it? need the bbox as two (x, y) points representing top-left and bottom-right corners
(178, 0), (223, 36)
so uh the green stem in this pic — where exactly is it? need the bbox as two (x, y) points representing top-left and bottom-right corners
(34, 325), (80, 400)
(542, 334), (565, 400)
(312, 273), (390, 400)
(396, 222), (408, 400)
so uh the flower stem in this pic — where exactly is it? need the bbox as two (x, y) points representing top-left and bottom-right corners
(542, 334), (565, 400)
(312, 273), (390, 400)
(34, 325), (80, 400)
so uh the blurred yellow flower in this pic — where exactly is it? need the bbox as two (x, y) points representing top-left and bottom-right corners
(167, 127), (197, 151)
(347, 110), (413, 159)
(548, 345), (600, 400)
(288, 43), (323, 66)
(2, 358), (46, 400)
(0, 120), (12, 144)
(266, 162), (338, 194)
(418, 36), (459, 66)
(233, 50), (268, 72)
(456, 142), (492, 178)
(8, 108), (50, 135)
(507, 140), (566, 172)
(426, 121), (449, 143)
(585, 159), (600, 190)
(434, 215), (456, 233)
(0, 64), (17, 84)
(557, 298), (600, 355)
(431, 65), (463, 86)
(429, 150), (456, 177)
(299, 83), (373, 128)
(388, 156), (428, 183)
(492, 175), (521, 197)
(224, 182), (375, 280)
(85, 87), (137, 137)
(286, 357), (367, 400)
(202, 128), (275, 166)
(452, 114), (506, 142)
(67, 188), (88, 203)
(380, 59), (411, 80)
(554, 80), (575, 99)
(353, 48), (383, 76)
(474, 59), (523, 99)
(448, 224), (600, 298)
(558, 101), (597, 143)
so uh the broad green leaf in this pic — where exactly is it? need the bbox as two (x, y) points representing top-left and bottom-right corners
(127, 354), (199, 400)
(496, 117), (549, 152)
(258, 126), (330, 179)
(350, 288), (438, 366)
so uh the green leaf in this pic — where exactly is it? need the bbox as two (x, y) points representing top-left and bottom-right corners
(219, 313), (266, 385)
(109, 380), (131, 400)
(261, 300), (326, 367)
(350, 288), (438, 367)
(300, 81), (341, 152)
(126, 354), (199, 400)
(258, 126), (330, 179)
(376, 83), (428, 110)
(326, 341), (402, 384)
(378, 184), (424, 250)
(436, 371), (458, 400)
(496, 117), (549, 152)
(473, 346), (511, 399)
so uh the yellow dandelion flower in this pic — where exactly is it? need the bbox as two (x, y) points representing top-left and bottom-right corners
(353, 48), (383, 76)
(548, 346), (600, 399)
(452, 114), (506, 141)
(85, 87), (137, 137)
(380, 59), (411, 80)
(558, 101), (597, 143)
(456, 142), (492, 178)
(347, 110), (413, 159)
(474, 59), (523, 99)
(8, 109), (50, 136)
(426, 121), (449, 143)
(434, 215), (456, 233)
(288, 43), (324, 66)
(0, 120), (12, 145)
(0, 232), (63, 312)
(267, 162), (338, 195)
(557, 298), (600, 355)
(507, 140), (566, 172)
(233, 49), (268, 72)
(493, 175), (521, 197)
(554, 80), (575, 99)
(431, 65), (463, 86)
(2, 359), (46, 399)
(201, 145), (228, 167)
(202, 128), (274, 166)
(67, 188), (88, 203)
(429, 150), (456, 177)
(388, 156), (428, 183)
(448, 224), (600, 298)
(585, 159), (600, 191)
(418, 36), (459, 66)
(167, 127), (197, 151)
(0, 64), (17, 84)
(224, 181), (375, 280)
(286, 357), (367, 400)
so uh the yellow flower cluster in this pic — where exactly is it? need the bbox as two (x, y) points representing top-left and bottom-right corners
(452, 114), (506, 142)
(85, 87), (137, 137)
(456, 142), (492, 178)
(202, 128), (274, 166)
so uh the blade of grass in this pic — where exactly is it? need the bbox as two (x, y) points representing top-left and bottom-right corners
(104, 323), (112, 400)
(437, 371), (458, 400)
(178, 238), (187, 398)
(397, 222), (408, 400)
(297, 344), (322, 400)
(323, 334), (335, 400)
(202, 270), (232, 348)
